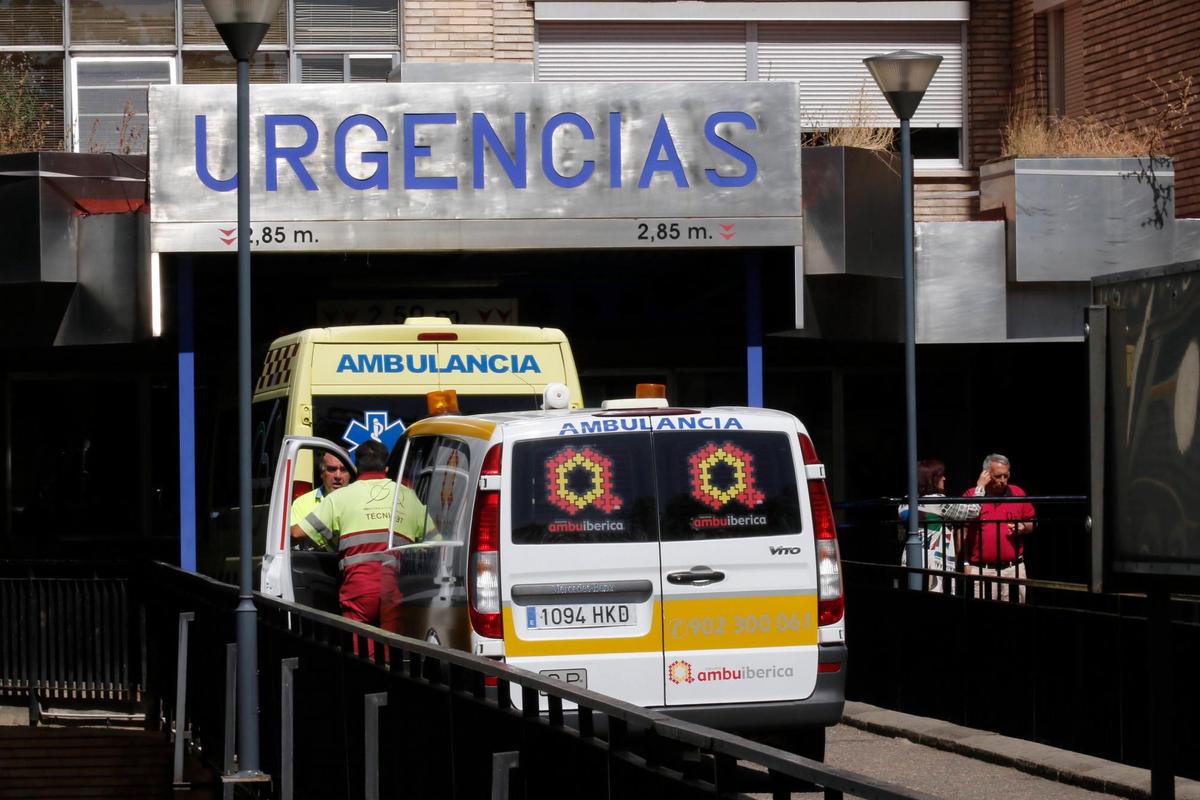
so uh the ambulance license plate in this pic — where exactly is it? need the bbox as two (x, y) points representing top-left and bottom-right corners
(526, 604), (637, 630)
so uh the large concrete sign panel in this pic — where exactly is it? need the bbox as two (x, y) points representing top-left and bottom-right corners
(149, 82), (802, 252)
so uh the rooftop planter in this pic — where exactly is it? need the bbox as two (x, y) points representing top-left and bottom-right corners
(980, 155), (1175, 282)
(802, 145), (902, 278)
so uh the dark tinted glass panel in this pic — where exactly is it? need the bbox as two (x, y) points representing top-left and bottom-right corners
(511, 434), (657, 544)
(655, 431), (801, 541)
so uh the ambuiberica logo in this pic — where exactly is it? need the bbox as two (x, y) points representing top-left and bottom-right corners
(667, 659), (794, 684)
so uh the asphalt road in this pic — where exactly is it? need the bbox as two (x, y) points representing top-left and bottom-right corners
(750, 724), (1123, 800)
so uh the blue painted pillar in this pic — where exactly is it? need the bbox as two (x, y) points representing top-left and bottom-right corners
(746, 255), (763, 407)
(177, 257), (197, 571)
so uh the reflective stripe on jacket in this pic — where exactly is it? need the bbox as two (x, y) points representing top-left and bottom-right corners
(298, 473), (428, 574)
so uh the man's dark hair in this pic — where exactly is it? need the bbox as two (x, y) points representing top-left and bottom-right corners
(354, 440), (389, 472)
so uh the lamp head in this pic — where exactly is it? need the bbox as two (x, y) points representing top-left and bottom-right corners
(863, 50), (943, 122)
(202, 0), (284, 60)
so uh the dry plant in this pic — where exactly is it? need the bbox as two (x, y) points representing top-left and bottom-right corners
(0, 54), (50, 153)
(802, 84), (895, 152)
(86, 102), (147, 155)
(1001, 72), (1195, 158)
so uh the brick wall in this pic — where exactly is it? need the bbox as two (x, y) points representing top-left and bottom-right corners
(1009, 0), (1200, 217)
(1076, 0), (1200, 217)
(403, 0), (533, 63)
(915, 173), (979, 222)
(966, 0), (1013, 169)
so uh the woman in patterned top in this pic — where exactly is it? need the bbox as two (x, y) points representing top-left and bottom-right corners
(899, 459), (988, 593)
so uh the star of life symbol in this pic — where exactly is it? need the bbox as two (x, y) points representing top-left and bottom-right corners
(342, 410), (406, 455)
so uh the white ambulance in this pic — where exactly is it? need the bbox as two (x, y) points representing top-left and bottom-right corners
(263, 385), (845, 758)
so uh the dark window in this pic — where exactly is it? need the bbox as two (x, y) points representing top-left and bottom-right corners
(250, 397), (287, 507)
(655, 431), (801, 541)
(910, 127), (961, 161)
(510, 434), (657, 545)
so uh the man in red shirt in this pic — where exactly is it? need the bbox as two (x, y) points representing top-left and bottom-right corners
(961, 454), (1035, 602)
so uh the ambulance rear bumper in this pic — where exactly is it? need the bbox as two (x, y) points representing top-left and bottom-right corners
(656, 643), (847, 733)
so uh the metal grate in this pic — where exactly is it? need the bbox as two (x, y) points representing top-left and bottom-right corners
(0, 574), (139, 700)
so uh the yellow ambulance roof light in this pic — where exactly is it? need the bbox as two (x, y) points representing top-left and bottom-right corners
(636, 383), (667, 399)
(405, 316), (454, 326)
(427, 389), (460, 416)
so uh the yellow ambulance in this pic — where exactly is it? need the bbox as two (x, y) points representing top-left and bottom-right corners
(203, 318), (582, 581)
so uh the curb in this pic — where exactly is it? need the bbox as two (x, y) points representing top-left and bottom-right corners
(841, 701), (1200, 800)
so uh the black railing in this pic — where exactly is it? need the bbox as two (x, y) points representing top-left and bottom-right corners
(145, 562), (936, 800)
(836, 495), (1091, 595)
(834, 495), (1200, 780)
(0, 561), (143, 702)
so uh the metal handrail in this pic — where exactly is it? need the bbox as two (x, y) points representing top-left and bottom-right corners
(149, 561), (938, 800)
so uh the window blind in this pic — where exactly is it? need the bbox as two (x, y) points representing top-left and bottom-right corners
(537, 22), (747, 82)
(74, 58), (172, 154)
(183, 52), (289, 84)
(758, 22), (963, 128)
(299, 55), (344, 83)
(182, 0), (285, 46)
(70, 0), (174, 46)
(294, 0), (398, 47)
(0, 0), (62, 47)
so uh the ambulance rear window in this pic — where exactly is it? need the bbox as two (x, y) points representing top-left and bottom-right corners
(654, 431), (801, 541)
(510, 434), (656, 545)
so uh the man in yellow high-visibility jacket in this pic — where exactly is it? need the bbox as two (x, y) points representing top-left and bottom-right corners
(289, 451), (351, 549)
(293, 439), (427, 625)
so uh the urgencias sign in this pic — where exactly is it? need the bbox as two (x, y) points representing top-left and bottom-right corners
(149, 82), (802, 224)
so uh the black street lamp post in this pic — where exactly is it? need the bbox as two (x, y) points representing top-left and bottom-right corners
(864, 50), (942, 592)
(201, 0), (284, 777)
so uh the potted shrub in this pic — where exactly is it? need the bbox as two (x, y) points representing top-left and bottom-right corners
(979, 80), (1192, 282)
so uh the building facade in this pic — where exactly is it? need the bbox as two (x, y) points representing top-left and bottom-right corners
(0, 0), (1195, 565)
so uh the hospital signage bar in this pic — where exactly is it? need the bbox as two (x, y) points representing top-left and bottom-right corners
(148, 82), (803, 252)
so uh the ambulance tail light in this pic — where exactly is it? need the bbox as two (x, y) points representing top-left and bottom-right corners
(469, 444), (503, 639)
(800, 433), (843, 627)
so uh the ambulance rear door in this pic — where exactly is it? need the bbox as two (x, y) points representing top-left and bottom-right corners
(500, 424), (664, 709)
(653, 416), (819, 707)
